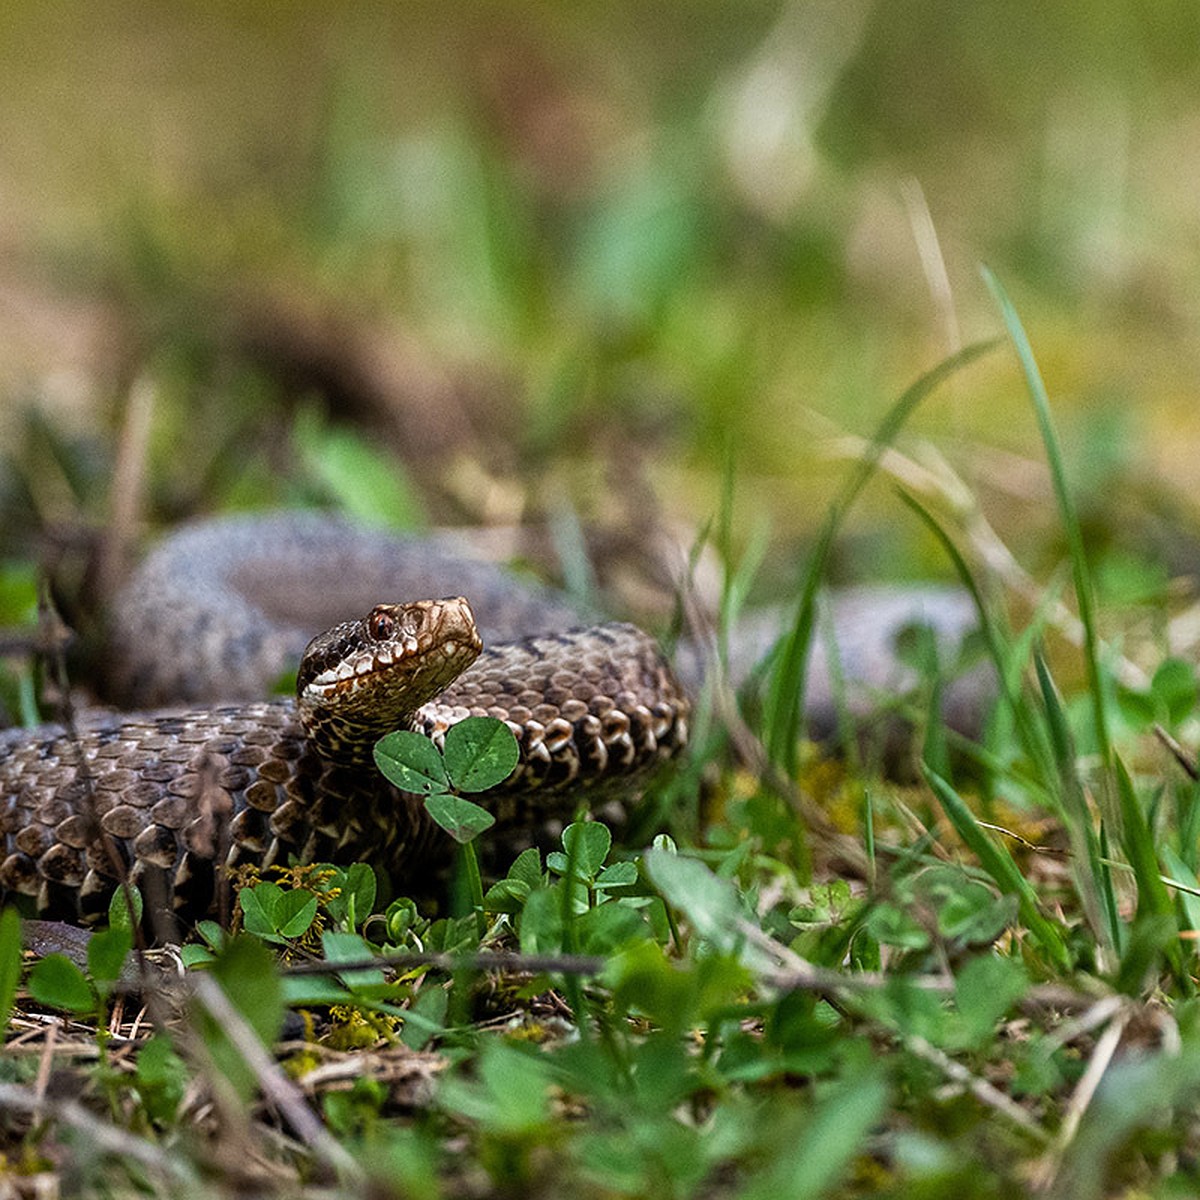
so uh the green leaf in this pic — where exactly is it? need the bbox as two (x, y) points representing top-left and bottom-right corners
(134, 1034), (187, 1125)
(912, 866), (1015, 947)
(180, 944), (216, 969)
(324, 1076), (387, 1138)
(275, 890), (319, 939)
(575, 901), (644, 954)
(321, 929), (384, 990)
(323, 863), (377, 928)
(594, 861), (640, 892)
(936, 885), (1016, 946)
(483, 876), (532, 915)
(422, 914), (479, 955)
(212, 935), (283, 1044)
(519, 888), (566, 955)
(0, 909), (22, 1035)
(440, 1041), (551, 1134)
(561, 822), (612, 878)
(108, 885), (143, 931)
(443, 717), (520, 793)
(195, 920), (226, 954)
(239, 882), (318, 942)
(384, 897), (420, 943)
(604, 939), (747, 1033)
(864, 903), (930, 951)
(953, 955), (1029, 1048)
(401, 984), (448, 1050)
(424, 793), (495, 844)
(643, 847), (738, 942)
(281, 975), (354, 1007)
(1151, 658), (1198, 725)
(374, 731), (450, 794)
(88, 927), (133, 987)
(28, 954), (95, 1014)
(239, 882), (282, 938)
(507, 847), (543, 889)
(741, 1068), (888, 1200)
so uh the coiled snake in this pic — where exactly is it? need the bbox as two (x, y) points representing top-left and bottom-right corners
(0, 513), (981, 931)
(0, 515), (691, 930)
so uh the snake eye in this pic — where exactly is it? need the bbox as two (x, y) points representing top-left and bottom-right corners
(366, 606), (395, 641)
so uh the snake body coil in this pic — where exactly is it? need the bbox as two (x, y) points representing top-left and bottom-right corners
(0, 512), (986, 931)
(0, 516), (691, 929)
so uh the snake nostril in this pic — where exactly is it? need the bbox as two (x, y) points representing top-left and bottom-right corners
(366, 607), (395, 641)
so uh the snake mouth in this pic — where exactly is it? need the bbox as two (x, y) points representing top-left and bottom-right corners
(308, 641), (424, 694)
(307, 635), (478, 698)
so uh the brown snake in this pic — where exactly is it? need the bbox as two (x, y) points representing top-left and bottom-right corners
(0, 512), (983, 932)
(0, 516), (692, 930)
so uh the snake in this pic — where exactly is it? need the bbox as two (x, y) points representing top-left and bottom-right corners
(0, 512), (983, 933)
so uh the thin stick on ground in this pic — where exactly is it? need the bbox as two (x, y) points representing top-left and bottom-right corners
(0, 1081), (198, 1187)
(190, 973), (365, 1186)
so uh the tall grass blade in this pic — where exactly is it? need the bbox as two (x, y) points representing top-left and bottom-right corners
(895, 488), (1053, 775)
(763, 339), (998, 777)
(1114, 754), (1189, 990)
(923, 763), (1070, 968)
(1035, 653), (1117, 952)
(0, 908), (20, 1039)
(1097, 820), (1122, 957)
(1161, 844), (1200, 937)
(982, 268), (1111, 767)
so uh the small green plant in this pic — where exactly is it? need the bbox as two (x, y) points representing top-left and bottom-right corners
(239, 880), (320, 945)
(481, 822), (666, 959)
(375, 716), (520, 935)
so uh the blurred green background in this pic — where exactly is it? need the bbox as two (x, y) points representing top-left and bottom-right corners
(3, 0), (1200, 605)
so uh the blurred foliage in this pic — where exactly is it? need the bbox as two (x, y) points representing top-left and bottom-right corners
(1, 1), (1199, 587)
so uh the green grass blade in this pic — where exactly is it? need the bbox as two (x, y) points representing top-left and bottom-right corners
(921, 649), (949, 781)
(1034, 653), (1118, 951)
(864, 788), (877, 888)
(1161, 844), (1200, 937)
(923, 763), (1070, 968)
(0, 908), (21, 1038)
(1114, 754), (1189, 991)
(763, 338), (998, 776)
(982, 268), (1111, 767)
(894, 487), (1054, 776)
(1097, 820), (1122, 956)
(1114, 755), (1175, 922)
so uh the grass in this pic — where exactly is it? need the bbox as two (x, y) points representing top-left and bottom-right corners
(3, 301), (1200, 1199)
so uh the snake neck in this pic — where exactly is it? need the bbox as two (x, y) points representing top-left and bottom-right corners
(296, 706), (423, 769)
(295, 597), (483, 768)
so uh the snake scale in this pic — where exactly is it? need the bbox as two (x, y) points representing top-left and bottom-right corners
(0, 512), (983, 932)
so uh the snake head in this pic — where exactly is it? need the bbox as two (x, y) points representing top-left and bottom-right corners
(296, 597), (482, 764)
